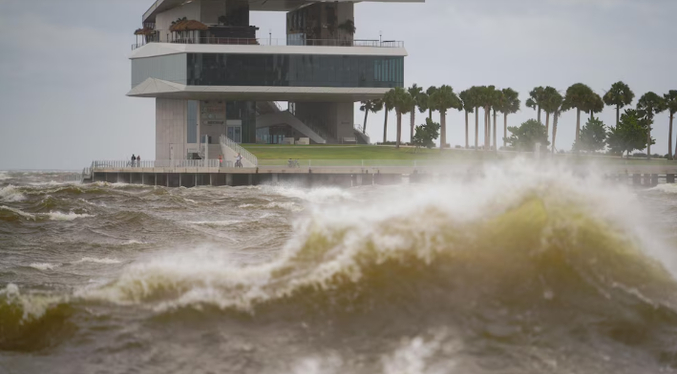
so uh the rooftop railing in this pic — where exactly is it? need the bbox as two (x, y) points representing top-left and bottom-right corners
(132, 37), (404, 50)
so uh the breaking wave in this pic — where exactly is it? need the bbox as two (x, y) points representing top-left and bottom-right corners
(82, 162), (677, 326)
(0, 284), (74, 351)
(0, 184), (26, 202)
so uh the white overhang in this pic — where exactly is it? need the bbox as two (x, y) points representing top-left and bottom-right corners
(130, 43), (407, 59)
(128, 78), (390, 102)
(144, 0), (425, 23)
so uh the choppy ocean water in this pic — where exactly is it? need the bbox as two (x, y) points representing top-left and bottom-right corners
(2, 163), (677, 374)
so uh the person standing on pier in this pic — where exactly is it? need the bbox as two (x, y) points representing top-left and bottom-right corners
(131, 154), (136, 167)
(137, 155), (141, 167)
(235, 153), (243, 168)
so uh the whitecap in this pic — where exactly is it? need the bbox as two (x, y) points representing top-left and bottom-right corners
(45, 211), (93, 221)
(0, 205), (36, 220)
(29, 263), (57, 271)
(73, 257), (121, 265)
(0, 185), (26, 202)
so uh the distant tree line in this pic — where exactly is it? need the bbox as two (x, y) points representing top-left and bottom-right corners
(360, 82), (677, 159)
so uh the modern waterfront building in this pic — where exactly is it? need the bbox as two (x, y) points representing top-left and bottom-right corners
(129, 0), (422, 161)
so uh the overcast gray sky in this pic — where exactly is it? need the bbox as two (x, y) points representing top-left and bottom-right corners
(0, 0), (675, 170)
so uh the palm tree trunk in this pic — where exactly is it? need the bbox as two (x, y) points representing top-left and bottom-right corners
(545, 112), (550, 139)
(475, 107), (479, 150)
(440, 111), (446, 150)
(669, 113), (674, 160)
(590, 111), (594, 121)
(503, 113), (508, 148)
(552, 111), (559, 154)
(484, 108), (488, 149)
(396, 111), (402, 149)
(362, 109), (369, 134)
(484, 108), (491, 150)
(575, 109), (581, 143)
(410, 110), (415, 144)
(492, 110), (497, 150)
(464, 110), (469, 148)
(537, 107), (541, 124)
(616, 105), (620, 128)
(428, 108), (432, 120)
(647, 125), (652, 160)
(383, 110), (389, 144)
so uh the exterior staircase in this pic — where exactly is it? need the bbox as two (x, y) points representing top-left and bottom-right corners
(219, 135), (258, 167)
(256, 110), (330, 144)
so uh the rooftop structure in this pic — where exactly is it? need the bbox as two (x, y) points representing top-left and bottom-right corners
(129, 0), (423, 162)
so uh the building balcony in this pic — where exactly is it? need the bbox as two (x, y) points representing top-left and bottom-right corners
(131, 37), (404, 51)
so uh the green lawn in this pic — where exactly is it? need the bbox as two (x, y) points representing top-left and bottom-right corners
(241, 144), (676, 166)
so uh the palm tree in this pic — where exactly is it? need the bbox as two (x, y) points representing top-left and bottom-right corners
(562, 83), (595, 144)
(425, 86), (438, 119)
(586, 92), (604, 120)
(540, 86), (562, 141)
(477, 86), (497, 149)
(359, 99), (383, 134)
(498, 88), (520, 148)
(430, 85), (462, 150)
(541, 88), (564, 153)
(408, 84), (423, 143)
(665, 91), (677, 159)
(491, 89), (504, 149)
(389, 87), (414, 148)
(603, 81), (635, 127)
(637, 92), (666, 159)
(459, 89), (475, 149)
(382, 90), (396, 144)
(526, 86), (546, 123)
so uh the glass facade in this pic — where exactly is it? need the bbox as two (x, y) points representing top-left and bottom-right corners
(186, 100), (198, 143)
(186, 53), (403, 88)
(132, 54), (187, 87)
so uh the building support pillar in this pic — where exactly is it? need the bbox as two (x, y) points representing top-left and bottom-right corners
(668, 174), (675, 184)
(226, 174), (233, 186)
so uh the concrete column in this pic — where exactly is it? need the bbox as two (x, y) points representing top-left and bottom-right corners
(226, 174), (233, 186)
(154, 173), (157, 186)
(651, 174), (659, 187)
(248, 174), (253, 186)
(194, 174), (198, 187)
(166, 173), (170, 187)
(668, 174), (675, 184)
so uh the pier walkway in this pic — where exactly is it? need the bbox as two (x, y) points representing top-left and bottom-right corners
(81, 159), (677, 188)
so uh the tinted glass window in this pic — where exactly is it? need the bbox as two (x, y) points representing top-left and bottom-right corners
(186, 53), (403, 88)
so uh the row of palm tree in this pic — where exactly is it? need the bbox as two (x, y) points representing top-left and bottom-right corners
(360, 82), (677, 157)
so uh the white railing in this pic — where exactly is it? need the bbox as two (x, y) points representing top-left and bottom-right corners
(132, 37), (404, 50)
(92, 159), (223, 169)
(219, 135), (258, 166)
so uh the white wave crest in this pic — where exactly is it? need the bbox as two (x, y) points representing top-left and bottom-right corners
(0, 205), (36, 220)
(29, 263), (57, 271)
(73, 257), (121, 264)
(650, 184), (677, 194)
(268, 186), (353, 203)
(0, 185), (26, 202)
(265, 202), (304, 212)
(0, 283), (63, 321)
(45, 211), (93, 221)
(79, 159), (672, 312)
(0, 171), (9, 181)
